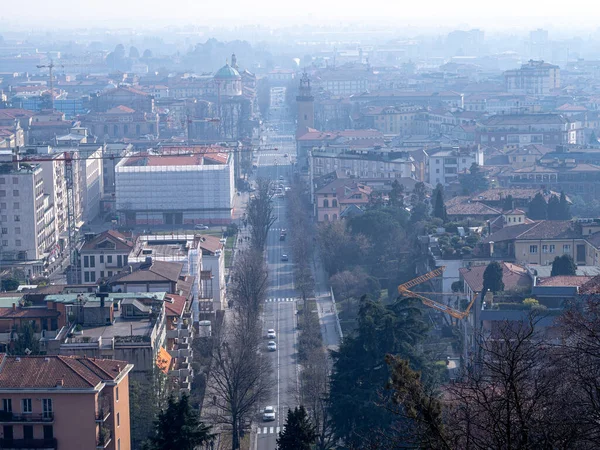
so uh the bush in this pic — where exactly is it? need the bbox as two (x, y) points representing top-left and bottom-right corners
(523, 298), (539, 307)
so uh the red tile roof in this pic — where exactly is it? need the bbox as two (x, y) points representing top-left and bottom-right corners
(0, 308), (60, 319)
(165, 294), (186, 317)
(459, 262), (532, 293)
(537, 276), (593, 287)
(0, 355), (130, 389)
(80, 230), (134, 252)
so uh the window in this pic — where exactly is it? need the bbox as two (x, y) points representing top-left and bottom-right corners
(332, 200), (338, 207)
(3, 425), (13, 440)
(549, 245), (555, 253)
(116, 387), (119, 402)
(21, 399), (31, 413)
(1, 241), (7, 247)
(323, 199), (329, 208)
(84, 271), (90, 283)
(84, 256), (89, 268)
(542, 245), (548, 253)
(13, 202), (18, 209)
(3, 398), (12, 412)
(324, 213), (329, 221)
(529, 245), (538, 254)
(1, 228), (6, 235)
(90, 272), (96, 282)
(12, 190), (18, 197)
(23, 425), (33, 440)
(15, 240), (21, 247)
(13, 215), (19, 222)
(43, 425), (53, 439)
(100, 255), (104, 264)
(0, 179), (4, 184)
(42, 399), (52, 418)
(107, 255), (113, 264)
(12, 178), (17, 185)
(108, 271), (113, 277)
(118, 439), (121, 450)
(117, 255), (123, 267)
(117, 412), (120, 427)
(90, 256), (95, 268)
(436, 169), (440, 173)
(0, 191), (5, 197)
(563, 244), (571, 254)
(14, 227), (20, 235)
(100, 271), (105, 278)
(0, 203), (5, 209)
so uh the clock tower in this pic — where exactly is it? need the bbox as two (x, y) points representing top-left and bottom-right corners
(296, 72), (314, 138)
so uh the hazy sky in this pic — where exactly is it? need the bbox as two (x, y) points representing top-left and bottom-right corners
(2, 0), (600, 30)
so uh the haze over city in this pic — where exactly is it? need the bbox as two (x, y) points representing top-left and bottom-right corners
(2, 3), (600, 450)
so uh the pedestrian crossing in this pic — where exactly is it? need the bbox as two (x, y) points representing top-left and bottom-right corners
(257, 426), (281, 435)
(265, 298), (298, 302)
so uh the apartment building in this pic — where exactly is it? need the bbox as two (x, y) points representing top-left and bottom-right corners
(478, 113), (569, 149)
(504, 60), (560, 95)
(79, 231), (134, 284)
(0, 354), (132, 450)
(358, 105), (424, 136)
(425, 146), (484, 186)
(196, 235), (226, 311)
(0, 152), (47, 265)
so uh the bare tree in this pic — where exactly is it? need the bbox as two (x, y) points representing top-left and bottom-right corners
(228, 249), (269, 329)
(247, 178), (275, 252)
(209, 318), (271, 450)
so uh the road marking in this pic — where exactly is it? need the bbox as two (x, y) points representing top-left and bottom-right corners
(270, 427), (274, 434)
(276, 426), (280, 434)
(265, 298), (298, 302)
(263, 427), (267, 434)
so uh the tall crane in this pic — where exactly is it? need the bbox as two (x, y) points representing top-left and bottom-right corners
(36, 60), (63, 111)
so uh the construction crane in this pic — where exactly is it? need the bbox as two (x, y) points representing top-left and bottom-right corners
(397, 266), (477, 320)
(36, 60), (62, 111)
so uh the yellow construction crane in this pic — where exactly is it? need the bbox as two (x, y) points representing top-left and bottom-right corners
(398, 267), (477, 320)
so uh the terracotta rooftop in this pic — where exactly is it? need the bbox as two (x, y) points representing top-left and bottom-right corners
(165, 294), (187, 317)
(537, 276), (593, 287)
(80, 230), (134, 252)
(459, 262), (532, 293)
(105, 105), (135, 114)
(196, 234), (223, 255)
(109, 260), (183, 284)
(0, 354), (131, 390)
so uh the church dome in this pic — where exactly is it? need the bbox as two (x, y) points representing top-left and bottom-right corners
(214, 63), (241, 80)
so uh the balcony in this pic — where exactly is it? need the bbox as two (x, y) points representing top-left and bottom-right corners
(0, 411), (54, 423)
(0, 438), (57, 449)
(96, 427), (112, 449)
(95, 409), (111, 422)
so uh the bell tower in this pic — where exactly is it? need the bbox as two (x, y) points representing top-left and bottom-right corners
(296, 72), (314, 138)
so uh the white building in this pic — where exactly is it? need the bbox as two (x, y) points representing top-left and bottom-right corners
(425, 146), (484, 186)
(115, 147), (235, 226)
(196, 234), (226, 311)
(0, 151), (47, 264)
(78, 230), (134, 284)
(504, 60), (560, 95)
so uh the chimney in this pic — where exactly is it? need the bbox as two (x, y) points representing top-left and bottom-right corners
(56, 379), (64, 387)
(12, 303), (16, 311)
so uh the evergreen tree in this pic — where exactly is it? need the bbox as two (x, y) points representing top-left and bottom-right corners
(527, 193), (547, 220)
(144, 394), (212, 450)
(551, 254), (577, 276)
(482, 261), (504, 294)
(559, 191), (572, 220)
(329, 297), (437, 448)
(277, 406), (317, 450)
(547, 194), (561, 220)
(11, 322), (40, 356)
(503, 194), (514, 211)
(459, 163), (489, 195)
(432, 184), (447, 221)
(389, 180), (405, 208)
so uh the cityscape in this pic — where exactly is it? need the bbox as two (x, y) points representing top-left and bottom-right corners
(1, 5), (600, 450)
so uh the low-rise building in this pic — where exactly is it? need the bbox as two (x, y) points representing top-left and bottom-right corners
(314, 178), (372, 222)
(79, 231), (134, 285)
(425, 145), (484, 186)
(0, 354), (132, 450)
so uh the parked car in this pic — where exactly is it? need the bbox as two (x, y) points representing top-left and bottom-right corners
(267, 329), (276, 339)
(267, 341), (277, 351)
(279, 233), (286, 241)
(194, 224), (209, 230)
(263, 406), (276, 421)
(281, 254), (289, 262)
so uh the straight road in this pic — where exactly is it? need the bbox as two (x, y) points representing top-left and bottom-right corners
(255, 131), (299, 450)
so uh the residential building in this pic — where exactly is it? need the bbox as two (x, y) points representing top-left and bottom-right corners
(92, 86), (154, 113)
(115, 146), (235, 226)
(425, 146), (484, 186)
(478, 113), (569, 148)
(82, 106), (159, 140)
(79, 231), (134, 285)
(195, 235), (226, 312)
(0, 151), (47, 265)
(459, 262), (532, 303)
(504, 60), (560, 95)
(358, 105), (423, 136)
(0, 354), (132, 450)
(107, 259), (187, 295)
(314, 178), (372, 222)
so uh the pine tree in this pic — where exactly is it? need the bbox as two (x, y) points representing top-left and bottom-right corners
(559, 191), (572, 220)
(551, 254), (577, 276)
(547, 194), (561, 220)
(144, 394), (212, 450)
(482, 261), (504, 294)
(277, 406), (317, 450)
(527, 193), (547, 220)
(503, 195), (514, 211)
(432, 184), (447, 221)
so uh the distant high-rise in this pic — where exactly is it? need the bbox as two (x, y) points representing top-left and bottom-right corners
(296, 72), (314, 138)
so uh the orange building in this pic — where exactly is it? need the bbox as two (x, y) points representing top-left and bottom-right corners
(0, 354), (132, 450)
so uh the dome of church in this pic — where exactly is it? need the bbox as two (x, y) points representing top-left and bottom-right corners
(214, 63), (241, 80)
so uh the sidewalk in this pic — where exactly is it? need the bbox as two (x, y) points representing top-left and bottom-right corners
(312, 249), (341, 354)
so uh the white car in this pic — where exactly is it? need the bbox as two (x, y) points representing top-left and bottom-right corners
(267, 329), (276, 339)
(263, 406), (276, 421)
(267, 341), (277, 351)
(194, 224), (209, 230)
